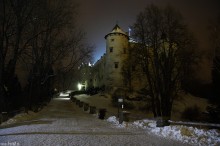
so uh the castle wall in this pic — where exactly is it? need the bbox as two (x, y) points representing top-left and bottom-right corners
(79, 24), (148, 93)
(105, 33), (129, 89)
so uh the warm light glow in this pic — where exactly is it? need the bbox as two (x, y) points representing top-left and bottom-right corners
(78, 83), (82, 90)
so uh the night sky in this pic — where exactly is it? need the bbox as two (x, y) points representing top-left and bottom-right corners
(75, 0), (220, 64)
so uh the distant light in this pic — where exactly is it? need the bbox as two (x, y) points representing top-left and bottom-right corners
(88, 62), (93, 66)
(66, 90), (73, 94)
(59, 92), (69, 97)
(78, 83), (82, 90)
(128, 27), (131, 36)
(129, 39), (137, 43)
(56, 97), (70, 100)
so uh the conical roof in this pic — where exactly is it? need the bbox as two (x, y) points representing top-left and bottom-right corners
(104, 24), (128, 39)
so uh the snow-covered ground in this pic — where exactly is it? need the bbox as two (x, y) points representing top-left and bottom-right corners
(0, 94), (219, 146)
(107, 117), (220, 146)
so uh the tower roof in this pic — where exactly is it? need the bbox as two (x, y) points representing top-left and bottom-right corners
(104, 24), (128, 39)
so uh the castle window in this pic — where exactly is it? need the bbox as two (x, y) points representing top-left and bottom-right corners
(110, 47), (113, 53)
(114, 62), (119, 68)
(123, 48), (126, 54)
(132, 65), (136, 71)
(111, 39), (114, 42)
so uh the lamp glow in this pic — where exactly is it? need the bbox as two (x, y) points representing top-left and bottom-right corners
(78, 83), (82, 90)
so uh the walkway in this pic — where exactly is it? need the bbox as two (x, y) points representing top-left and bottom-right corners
(0, 97), (190, 146)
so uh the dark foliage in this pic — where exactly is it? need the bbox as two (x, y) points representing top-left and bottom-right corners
(183, 79), (213, 99)
(212, 56), (220, 103)
(181, 105), (202, 122)
(111, 94), (119, 107)
(70, 90), (87, 96)
(3, 75), (24, 112)
(123, 101), (135, 110)
(206, 105), (220, 123)
(86, 87), (100, 95)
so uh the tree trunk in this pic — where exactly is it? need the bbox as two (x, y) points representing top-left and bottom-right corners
(156, 95), (172, 127)
(0, 64), (4, 112)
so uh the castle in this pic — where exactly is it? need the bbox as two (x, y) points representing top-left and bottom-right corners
(78, 24), (147, 93)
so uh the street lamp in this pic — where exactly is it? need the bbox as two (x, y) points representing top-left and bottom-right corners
(77, 83), (82, 90)
(118, 97), (124, 124)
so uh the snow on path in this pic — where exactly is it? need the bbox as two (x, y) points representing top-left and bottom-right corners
(0, 97), (188, 146)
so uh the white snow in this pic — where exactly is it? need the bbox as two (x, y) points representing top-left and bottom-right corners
(1, 111), (37, 126)
(106, 116), (127, 128)
(106, 116), (220, 146)
(59, 92), (70, 97)
(0, 94), (219, 146)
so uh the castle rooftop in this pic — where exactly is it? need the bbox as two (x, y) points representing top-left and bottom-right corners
(104, 24), (128, 39)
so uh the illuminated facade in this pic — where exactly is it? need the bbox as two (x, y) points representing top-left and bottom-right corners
(104, 24), (129, 90)
(79, 24), (147, 92)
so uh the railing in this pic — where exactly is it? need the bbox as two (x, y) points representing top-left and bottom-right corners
(169, 120), (220, 129)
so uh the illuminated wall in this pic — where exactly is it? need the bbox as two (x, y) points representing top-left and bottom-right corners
(104, 24), (129, 90)
(79, 24), (147, 92)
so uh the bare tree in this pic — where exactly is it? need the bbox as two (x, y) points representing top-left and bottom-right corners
(0, 0), (29, 111)
(24, 0), (93, 103)
(5, 0), (36, 82)
(121, 45), (142, 92)
(0, 0), (93, 111)
(0, 0), (9, 111)
(121, 59), (133, 92)
(132, 5), (197, 126)
(0, 0), (40, 111)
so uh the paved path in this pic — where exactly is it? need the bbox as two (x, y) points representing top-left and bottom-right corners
(0, 97), (190, 146)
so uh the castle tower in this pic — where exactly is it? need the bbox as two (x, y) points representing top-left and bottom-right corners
(104, 24), (129, 90)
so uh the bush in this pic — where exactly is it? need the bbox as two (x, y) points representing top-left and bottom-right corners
(111, 94), (118, 107)
(181, 105), (201, 121)
(137, 88), (151, 95)
(139, 103), (152, 112)
(124, 101), (135, 110)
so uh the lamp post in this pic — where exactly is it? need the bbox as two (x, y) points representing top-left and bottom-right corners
(118, 97), (124, 124)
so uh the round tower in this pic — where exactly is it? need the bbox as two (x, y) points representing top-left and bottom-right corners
(104, 24), (129, 90)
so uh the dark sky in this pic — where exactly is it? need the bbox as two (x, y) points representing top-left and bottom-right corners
(75, 0), (220, 63)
